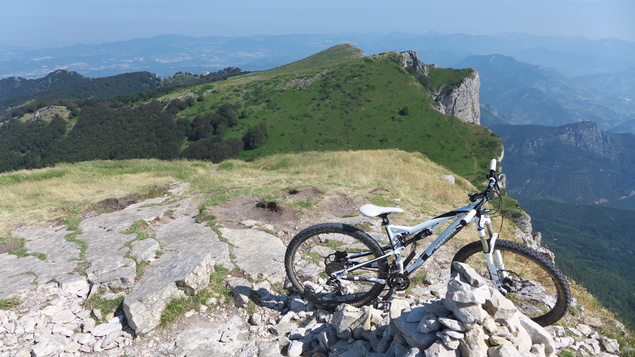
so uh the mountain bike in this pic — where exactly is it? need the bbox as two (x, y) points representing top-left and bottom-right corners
(284, 159), (571, 326)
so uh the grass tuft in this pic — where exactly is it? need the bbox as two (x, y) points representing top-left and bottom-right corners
(0, 296), (21, 310)
(160, 265), (232, 326)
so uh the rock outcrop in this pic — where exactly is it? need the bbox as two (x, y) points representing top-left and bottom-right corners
(434, 70), (481, 125)
(123, 216), (230, 334)
(394, 50), (481, 125)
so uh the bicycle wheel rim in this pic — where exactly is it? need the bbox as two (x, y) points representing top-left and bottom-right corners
(454, 241), (569, 325)
(286, 226), (386, 307)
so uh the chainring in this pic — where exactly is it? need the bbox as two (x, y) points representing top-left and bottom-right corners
(387, 273), (410, 291)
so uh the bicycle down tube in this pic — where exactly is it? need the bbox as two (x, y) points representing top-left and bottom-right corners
(330, 204), (477, 283)
(389, 205), (475, 276)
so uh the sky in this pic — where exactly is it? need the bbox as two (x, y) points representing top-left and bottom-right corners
(1, 0), (634, 48)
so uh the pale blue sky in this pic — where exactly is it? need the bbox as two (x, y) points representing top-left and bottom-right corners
(1, 0), (633, 48)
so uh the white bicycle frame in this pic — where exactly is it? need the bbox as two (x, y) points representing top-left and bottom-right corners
(331, 159), (509, 294)
(334, 202), (509, 293)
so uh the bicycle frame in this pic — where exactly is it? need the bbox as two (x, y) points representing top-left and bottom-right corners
(333, 202), (478, 283)
(333, 199), (509, 295)
(383, 203), (476, 276)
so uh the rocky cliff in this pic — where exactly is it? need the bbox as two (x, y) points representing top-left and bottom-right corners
(556, 121), (617, 160)
(491, 121), (635, 209)
(396, 50), (481, 125)
(434, 70), (481, 125)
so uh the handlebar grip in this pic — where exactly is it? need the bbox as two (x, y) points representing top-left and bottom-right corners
(489, 159), (497, 172)
(460, 209), (477, 226)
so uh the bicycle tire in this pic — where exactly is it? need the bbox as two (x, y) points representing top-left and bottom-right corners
(284, 223), (388, 308)
(452, 239), (570, 326)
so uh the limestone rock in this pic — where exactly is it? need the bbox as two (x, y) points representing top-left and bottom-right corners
(123, 217), (229, 334)
(0, 183), (626, 357)
(393, 313), (438, 350)
(219, 228), (287, 284)
(129, 238), (160, 262)
(331, 304), (365, 338)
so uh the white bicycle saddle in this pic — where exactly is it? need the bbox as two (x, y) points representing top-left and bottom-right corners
(359, 204), (404, 217)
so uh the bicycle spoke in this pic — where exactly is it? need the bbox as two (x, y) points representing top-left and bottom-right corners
(285, 223), (387, 307)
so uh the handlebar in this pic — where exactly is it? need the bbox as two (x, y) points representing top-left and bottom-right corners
(462, 159), (502, 225)
(468, 171), (499, 201)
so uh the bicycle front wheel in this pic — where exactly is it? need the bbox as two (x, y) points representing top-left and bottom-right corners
(284, 223), (388, 308)
(452, 239), (570, 326)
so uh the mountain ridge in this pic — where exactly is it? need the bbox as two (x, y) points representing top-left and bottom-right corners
(3, 32), (634, 79)
(491, 121), (635, 210)
(457, 54), (635, 133)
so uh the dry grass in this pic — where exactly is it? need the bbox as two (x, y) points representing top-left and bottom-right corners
(0, 149), (515, 243)
(192, 150), (517, 245)
(0, 159), (212, 234)
(212, 150), (474, 209)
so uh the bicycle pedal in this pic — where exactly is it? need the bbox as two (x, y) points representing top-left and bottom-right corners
(373, 299), (392, 312)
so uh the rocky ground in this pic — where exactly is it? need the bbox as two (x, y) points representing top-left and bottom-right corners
(0, 182), (625, 356)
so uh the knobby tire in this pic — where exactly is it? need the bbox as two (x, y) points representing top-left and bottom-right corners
(452, 239), (571, 326)
(284, 223), (388, 308)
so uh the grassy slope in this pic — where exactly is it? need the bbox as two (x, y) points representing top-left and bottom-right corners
(0, 150), (476, 234)
(165, 45), (501, 184)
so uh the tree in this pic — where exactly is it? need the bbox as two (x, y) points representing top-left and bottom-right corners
(243, 122), (268, 150)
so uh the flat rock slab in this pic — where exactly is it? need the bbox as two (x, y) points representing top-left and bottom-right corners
(219, 228), (286, 284)
(0, 225), (78, 299)
(79, 198), (192, 233)
(82, 229), (138, 290)
(80, 198), (194, 290)
(0, 254), (42, 299)
(123, 216), (230, 334)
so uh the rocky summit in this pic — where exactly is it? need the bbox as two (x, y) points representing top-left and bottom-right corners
(0, 183), (624, 356)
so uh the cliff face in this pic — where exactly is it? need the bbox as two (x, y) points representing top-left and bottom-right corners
(556, 121), (617, 160)
(491, 121), (635, 209)
(396, 50), (481, 125)
(434, 70), (481, 125)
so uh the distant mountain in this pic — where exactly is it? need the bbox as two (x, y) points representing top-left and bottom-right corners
(491, 122), (635, 210)
(456, 54), (635, 133)
(2, 32), (634, 80)
(571, 67), (635, 101)
(0, 34), (332, 79)
(0, 69), (87, 101)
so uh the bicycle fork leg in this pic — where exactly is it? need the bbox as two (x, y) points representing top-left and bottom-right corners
(483, 234), (509, 295)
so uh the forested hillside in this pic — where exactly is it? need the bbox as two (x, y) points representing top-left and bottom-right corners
(0, 67), (245, 113)
(491, 122), (635, 211)
(519, 197), (635, 329)
(0, 45), (501, 183)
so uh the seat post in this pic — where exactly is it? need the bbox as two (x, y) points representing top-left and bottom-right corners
(380, 214), (390, 226)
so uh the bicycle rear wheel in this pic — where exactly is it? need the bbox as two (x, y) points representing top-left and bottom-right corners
(452, 239), (570, 326)
(284, 223), (388, 308)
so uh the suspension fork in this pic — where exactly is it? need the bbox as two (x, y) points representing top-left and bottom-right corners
(477, 215), (509, 295)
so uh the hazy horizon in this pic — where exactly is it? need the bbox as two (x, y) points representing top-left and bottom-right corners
(2, 0), (634, 49)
